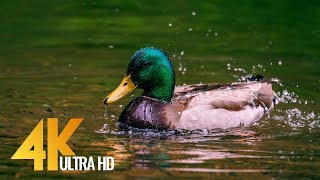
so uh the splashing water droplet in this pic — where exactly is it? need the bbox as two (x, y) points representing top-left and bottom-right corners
(104, 105), (108, 119)
(202, 129), (208, 135)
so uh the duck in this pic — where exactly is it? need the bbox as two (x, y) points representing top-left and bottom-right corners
(103, 47), (277, 130)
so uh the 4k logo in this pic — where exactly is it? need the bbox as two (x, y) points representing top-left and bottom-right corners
(11, 118), (83, 171)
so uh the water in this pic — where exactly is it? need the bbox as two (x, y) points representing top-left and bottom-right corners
(104, 104), (108, 119)
(0, 0), (320, 179)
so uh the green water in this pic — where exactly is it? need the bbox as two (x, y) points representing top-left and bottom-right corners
(1, 0), (320, 179)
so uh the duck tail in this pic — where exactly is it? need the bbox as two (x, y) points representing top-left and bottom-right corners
(246, 74), (265, 82)
(248, 74), (280, 106)
(246, 74), (281, 84)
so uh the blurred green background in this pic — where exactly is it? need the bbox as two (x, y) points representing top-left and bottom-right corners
(1, 0), (319, 99)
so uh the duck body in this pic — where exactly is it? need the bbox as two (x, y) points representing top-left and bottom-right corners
(119, 81), (276, 130)
(104, 47), (277, 131)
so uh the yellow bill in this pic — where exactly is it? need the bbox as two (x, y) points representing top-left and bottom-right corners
(103, 75), (137, 104)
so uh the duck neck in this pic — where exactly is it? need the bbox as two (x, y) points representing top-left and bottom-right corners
(142, 69), (175, 102)
(142, 83), (174, 102)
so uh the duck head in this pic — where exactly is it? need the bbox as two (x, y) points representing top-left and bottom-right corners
(104, 47), (175, 104)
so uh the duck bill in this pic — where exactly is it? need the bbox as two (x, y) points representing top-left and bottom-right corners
(103, 75), (137, 104)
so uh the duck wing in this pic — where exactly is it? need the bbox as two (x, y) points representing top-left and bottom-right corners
(171, 82), (276, 130)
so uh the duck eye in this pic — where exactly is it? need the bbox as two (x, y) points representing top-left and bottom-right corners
(142, 61), (150, 67)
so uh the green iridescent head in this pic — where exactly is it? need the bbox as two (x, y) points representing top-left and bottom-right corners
(104, 47), (175, 104)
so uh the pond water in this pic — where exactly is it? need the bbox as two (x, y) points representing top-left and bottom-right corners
(1, 0), (319, 179)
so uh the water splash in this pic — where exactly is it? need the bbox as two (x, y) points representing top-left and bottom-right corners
(174, 50), (187, 75)
(110, 114), (116, 121)
(225, 61), (319, 130)
(95, 123), (257, 142)
(104, 104), (108, 119)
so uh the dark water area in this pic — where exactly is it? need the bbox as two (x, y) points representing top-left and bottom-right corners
(0, 0), (319, 179)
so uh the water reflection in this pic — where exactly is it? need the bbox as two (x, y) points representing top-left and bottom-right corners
(87, 126), (319, 178)
(92, 128), (269, 169)
(167, 149), (268, 164)
(167, 168), (272, 173)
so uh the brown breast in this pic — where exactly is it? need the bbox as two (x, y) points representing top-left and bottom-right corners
(118, 96), (171, 130)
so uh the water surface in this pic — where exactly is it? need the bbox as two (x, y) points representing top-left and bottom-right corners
(0, 0), (319, 179)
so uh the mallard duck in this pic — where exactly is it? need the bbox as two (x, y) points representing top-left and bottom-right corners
(103, 47), (277, 130)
